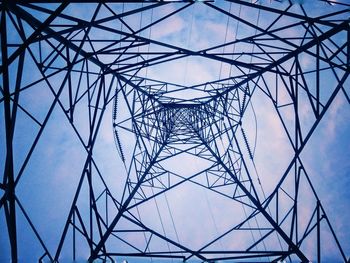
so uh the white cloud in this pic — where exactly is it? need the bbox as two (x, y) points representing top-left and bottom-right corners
(151, 15), (185, 39)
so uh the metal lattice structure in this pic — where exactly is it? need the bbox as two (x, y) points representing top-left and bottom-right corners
(1, 0), (350, 262)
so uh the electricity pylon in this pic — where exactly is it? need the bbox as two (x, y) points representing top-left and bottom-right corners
(1, 0), (349, 262)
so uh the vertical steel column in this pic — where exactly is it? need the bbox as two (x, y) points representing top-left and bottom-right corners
(317, 200), (321, 263)
(1, 3), (17, 261)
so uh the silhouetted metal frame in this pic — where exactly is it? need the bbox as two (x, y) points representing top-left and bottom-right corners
(1, 0), (349, 262)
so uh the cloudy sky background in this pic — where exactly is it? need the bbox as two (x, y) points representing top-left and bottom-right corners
(1, 1), (350, 262)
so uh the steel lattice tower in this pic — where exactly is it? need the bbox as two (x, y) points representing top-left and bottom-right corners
(1, 0), (350, 262)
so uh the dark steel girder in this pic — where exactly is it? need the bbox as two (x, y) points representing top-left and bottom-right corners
(207, 19), (349, 103)
(6, 2), (164, 105)
(8, 1), (347, 104)
(1, 6), (18, 261)
(7, 0), (346, 28)
(1, 1), (349, 262)
(87, 137), (203, 261)
(193, 129), (309, 261)
(7, 2), (283, 79)
(0, 1), (68, 74)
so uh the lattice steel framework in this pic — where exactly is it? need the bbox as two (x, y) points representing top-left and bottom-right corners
(1, 0), (350, 262)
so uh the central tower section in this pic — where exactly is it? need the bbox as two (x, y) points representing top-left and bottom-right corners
(106, 76), (287, 260)
(159, 102), (215, 144)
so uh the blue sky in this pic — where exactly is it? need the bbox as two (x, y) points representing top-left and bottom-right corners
(1, 1), (350, 262)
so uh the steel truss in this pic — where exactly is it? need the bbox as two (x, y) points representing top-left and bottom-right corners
(1, 0), (350, 262)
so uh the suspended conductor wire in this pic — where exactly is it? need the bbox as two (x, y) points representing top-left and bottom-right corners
(183, 4), (195, 86)
(136, 2), (144, 68)
(143, 5), (154, 84)
(218, 2), (233, 80)
(218, 119), (259, 250)
(221, 1), (263, 254)
(246, 4), (284, 252)
(250, 100), (258, 158)
(227, 3), (242, 82)
(112, 3), (127, 166)
(246, 6), (271, 256)
(148, 107), (174, 261)
(164, 192), (181, 246)
(189, 143), (225, 253)
(242, 1), (283, 254)
(117, 3), (125, 71)
(129, 7), (175, 259)
(214, 3), (259, 252)
(248, 103), (284, 251)
(134, 201), (154, 263)
(225, 3), (273, 257)
(150, 187), (174, 262)
(118, 4), (152, 259)
(239, 114), (269, 254)
(202, 185), (226, 252)
(164, 190), (184, 258)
